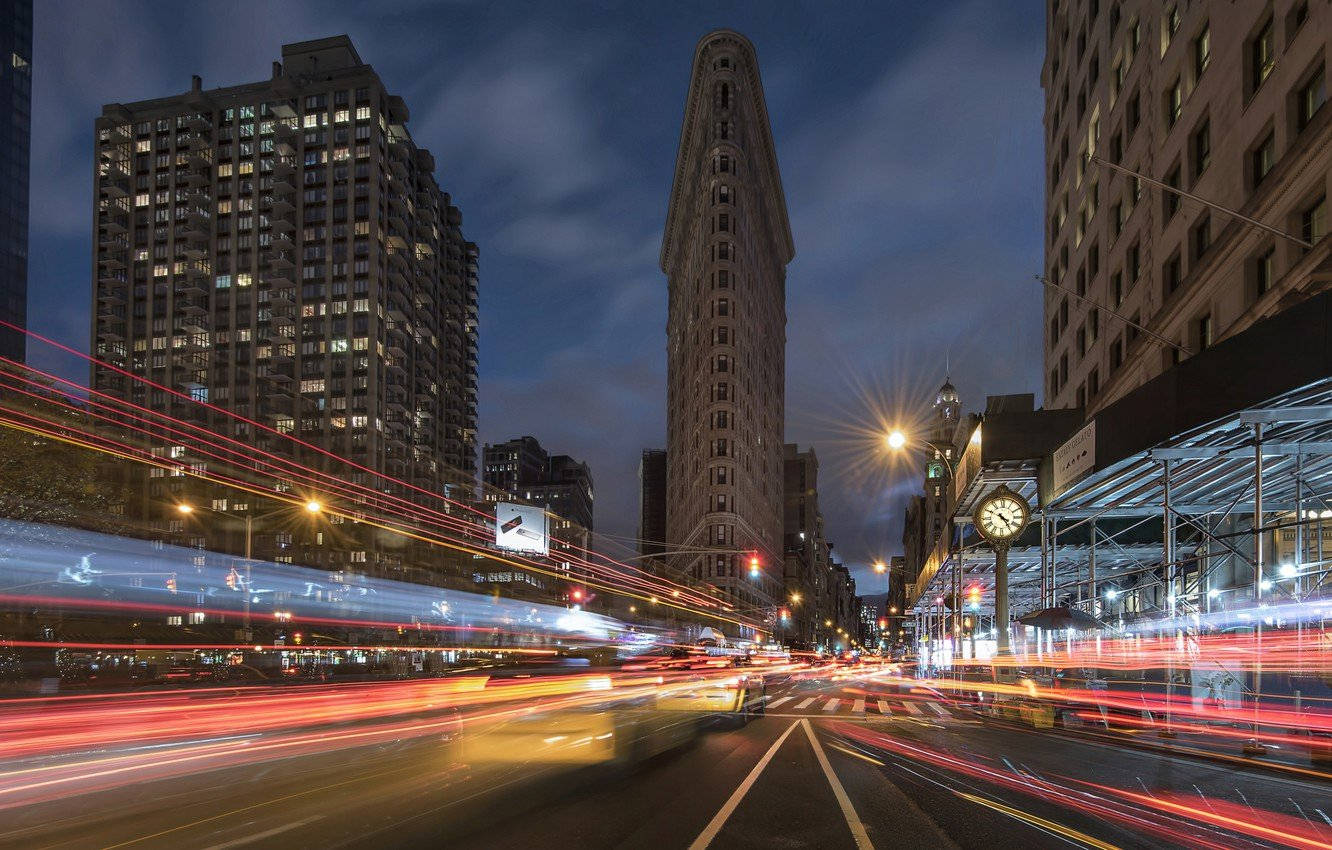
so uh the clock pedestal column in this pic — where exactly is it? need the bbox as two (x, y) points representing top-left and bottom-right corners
(994, 542), (1011, 657)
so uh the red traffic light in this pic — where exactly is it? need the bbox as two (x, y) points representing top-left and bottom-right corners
(570, 589), (583, 602)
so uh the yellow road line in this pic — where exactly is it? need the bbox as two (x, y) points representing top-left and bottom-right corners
(954, 790), (1120, 850)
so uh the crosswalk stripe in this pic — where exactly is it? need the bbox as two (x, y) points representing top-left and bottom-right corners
(877, 699), (890, 715)
(794, 697), (817, 710)
(822, 698), (840, 712)
(851, 698), (865, 713)
(900, 701), (923, 716)
(926, 702), (950, 717)
(766, 696), (793, 710)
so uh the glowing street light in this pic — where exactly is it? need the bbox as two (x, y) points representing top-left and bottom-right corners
(176, 503), (194, 514)
(304, 500), (323, 514)
(789, 592), (802, 604)
(885, 430), (907, 451)
(873, 562), (886, 574)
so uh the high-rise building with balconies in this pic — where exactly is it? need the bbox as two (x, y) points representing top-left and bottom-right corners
(661, 30), (794, 619)
(90, 36), (478, 564)
(1043, 2), (1332, 414)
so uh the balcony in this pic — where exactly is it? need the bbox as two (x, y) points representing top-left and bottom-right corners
(266, 250), (294, 270)
(96, 287), (127, 307)
(187, 113), (213, 135)
(99, 214), (129, 236)
(101, 177), (130, 199)
(185, 147), (213, 169)
(268, 194), (295, 217)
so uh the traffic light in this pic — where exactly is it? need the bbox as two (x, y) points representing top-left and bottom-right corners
(166, 575), (177, 594)
(967, 585), (981, 611)
(749, 554), (760, 578)
(570, 588), (583, 602)
(779, 607), (790, 621)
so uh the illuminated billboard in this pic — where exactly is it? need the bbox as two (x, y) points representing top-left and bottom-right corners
(495, 502), (549, 556)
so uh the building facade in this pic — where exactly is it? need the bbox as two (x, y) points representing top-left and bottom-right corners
(781, 443), (830, 647)
(482, 435), (593, 532)
(1044, 1), (1332, 414)
(483, 436), (548, 496)
(661, 30), (794, 617)
(638, 448), (668, 560)
(0, 0), (30, 363)
(90, 36), (479, 569)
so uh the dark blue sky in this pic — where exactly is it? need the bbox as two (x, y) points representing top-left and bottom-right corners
(28, 0), (1046, 588)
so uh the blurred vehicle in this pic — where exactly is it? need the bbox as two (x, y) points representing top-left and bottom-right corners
(465, 698), (694, 767)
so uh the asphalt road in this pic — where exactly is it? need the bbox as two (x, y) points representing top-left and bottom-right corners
(3, 673), (1330, 849)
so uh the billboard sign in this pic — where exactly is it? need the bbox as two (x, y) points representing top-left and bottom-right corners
(495, 502), (549, 556)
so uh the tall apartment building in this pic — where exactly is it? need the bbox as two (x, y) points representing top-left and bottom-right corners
(661, 30), (794, 616)
(1043, 2), (1332, 414)
(0, 0), (31, 363)
(90, 37), (478, 569)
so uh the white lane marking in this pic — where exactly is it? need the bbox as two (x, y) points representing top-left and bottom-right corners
(876, 700), (891, 715)
(801, 720), (875, 850)
(794, 697), (817, 710)
(900, 701), (924, 716)
(687, 721), (803, 850)
(202, 816), (324, 850)
(851, 699), (866, 713)
(766, 696), (794, 710)
(823, 698), (841, 712)
(926, 702), (950, 717)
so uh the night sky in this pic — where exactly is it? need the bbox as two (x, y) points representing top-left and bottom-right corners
(27, 0), (1046, 589)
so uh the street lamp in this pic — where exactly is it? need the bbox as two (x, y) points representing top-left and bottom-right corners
(175, 496), (325, 639)
(885, 430), (907, 451)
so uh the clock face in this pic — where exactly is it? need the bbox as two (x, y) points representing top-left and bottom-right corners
(977, 493), (1028, 541)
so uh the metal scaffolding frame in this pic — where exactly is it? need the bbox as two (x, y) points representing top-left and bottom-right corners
(908, 378), (1332, 635)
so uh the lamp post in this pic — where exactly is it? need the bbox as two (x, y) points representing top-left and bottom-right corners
(177, 497), (324, 640)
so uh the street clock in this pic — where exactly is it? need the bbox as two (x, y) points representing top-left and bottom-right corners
(975, 485), (1030, 544)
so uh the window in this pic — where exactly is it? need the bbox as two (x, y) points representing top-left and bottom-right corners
(1198, 313), (1213, 350)
(1126, 90), (1141, 134)
(1255, 246), (1276, 296)
(1193, 215), (1211, 260)
(1165, 78), (1182, 128)
(1163, 251), (1183, 297)
(1076, 383), (1086, 408)
(1111, 271), (1123, 305)
(1127, 241), (1140, 282)
(1192, 118), (1210, 177)
(1252, 130), (1276, 185)
(1297, 65), (1326, 131)
(1301, 195), (1327, 245)
(1089, 367), (1100, 398)
(1110, 336), (1124, 369)
(1165, 6), (1180, 43)
(1290, 2), (1310, 37)
(1164, 164), (1181, 219)
(1193, 25), (1210, 79)
(1251, 17), (1275, 92)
